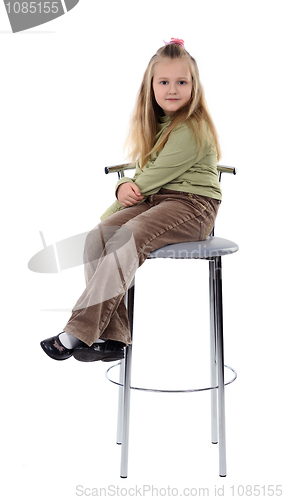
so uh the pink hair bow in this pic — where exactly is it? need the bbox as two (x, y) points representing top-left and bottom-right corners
(163, 38), (185, 47)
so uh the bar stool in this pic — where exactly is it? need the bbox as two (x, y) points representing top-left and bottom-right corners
(104, 164), (238, 478)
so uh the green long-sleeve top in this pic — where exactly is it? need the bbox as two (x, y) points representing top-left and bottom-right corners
(100, 115), (222, 221)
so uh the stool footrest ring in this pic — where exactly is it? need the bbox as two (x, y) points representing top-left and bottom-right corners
(105, 362), (237, 393)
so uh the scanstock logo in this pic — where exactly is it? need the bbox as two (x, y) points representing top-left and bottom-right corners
(3, 0), (80, 33)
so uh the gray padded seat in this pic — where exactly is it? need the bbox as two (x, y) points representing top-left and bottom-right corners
(148, 236), (239, 259)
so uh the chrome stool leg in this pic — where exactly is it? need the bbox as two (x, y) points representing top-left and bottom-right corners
(120, 279), (135, 478)
(209, 260), (218, 444)
(120, 345), (132, 478)
(116, 357), (125, 445)
(116, 292), (129, 445)
(214, 256), (227, 477)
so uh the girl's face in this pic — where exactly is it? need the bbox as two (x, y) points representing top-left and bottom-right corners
(152, 58), (192, 115)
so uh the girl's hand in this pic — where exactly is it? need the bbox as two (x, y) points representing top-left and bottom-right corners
(117, 182), (145, 207)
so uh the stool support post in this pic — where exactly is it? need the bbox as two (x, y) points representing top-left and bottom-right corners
(120, 279), (135, 478)
(214, 256), (227, 477)
(116, 291), (130, 445)
(209, 260), (218, 444)
(116, 358), (124, 445)
(120, 345), (132, 477)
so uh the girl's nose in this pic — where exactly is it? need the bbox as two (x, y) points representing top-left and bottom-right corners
(168, 83), (177, 94)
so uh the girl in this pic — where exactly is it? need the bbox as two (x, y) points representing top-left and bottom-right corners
(41, 38), (222, 362)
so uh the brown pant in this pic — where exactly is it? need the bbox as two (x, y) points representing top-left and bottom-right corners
(63, 189), (220, 345)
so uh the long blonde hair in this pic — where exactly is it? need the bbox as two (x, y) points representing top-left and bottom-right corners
(125, 43), (221, 167)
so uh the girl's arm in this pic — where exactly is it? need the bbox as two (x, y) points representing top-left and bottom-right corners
(115, 124), (212, 198)
(134, 125), (210, 195)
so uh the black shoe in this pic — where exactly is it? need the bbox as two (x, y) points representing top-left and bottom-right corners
(72, 339), (125, 362)
(40, 334), (87, 361)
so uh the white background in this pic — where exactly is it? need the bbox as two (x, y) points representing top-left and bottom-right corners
(1, 0), (283, 498)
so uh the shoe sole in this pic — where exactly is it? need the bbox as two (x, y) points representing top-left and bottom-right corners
(72, 350), (124, 363)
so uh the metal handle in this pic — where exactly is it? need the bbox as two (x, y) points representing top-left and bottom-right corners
(105, 163), (136, 175)
(217, 165), (237, 175)
(105, 163), (236, 176)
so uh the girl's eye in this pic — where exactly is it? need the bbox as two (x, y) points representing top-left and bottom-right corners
(159, 80), (187, 85)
